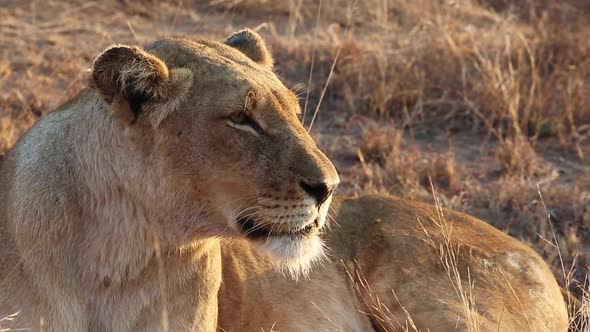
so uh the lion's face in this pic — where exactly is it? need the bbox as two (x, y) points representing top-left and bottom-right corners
(91, 30), (339, 275)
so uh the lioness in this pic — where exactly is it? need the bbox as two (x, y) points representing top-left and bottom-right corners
(0, 30), (338, 331)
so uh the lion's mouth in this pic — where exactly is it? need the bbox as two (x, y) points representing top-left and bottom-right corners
(237, 217), (319, 239)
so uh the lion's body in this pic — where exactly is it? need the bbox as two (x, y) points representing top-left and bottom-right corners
(219, 238), (373, 331)
(218, 195), (568, 331)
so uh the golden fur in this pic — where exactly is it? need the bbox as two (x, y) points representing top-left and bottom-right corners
(218, 195), (568, 331)
(0, 30), (338, 331)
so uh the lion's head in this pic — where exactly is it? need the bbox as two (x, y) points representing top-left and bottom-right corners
(90, 29), (339, 276)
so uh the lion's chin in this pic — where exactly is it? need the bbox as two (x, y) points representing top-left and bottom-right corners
(253, 233), (326, 280)
(233, 214), (328, 279)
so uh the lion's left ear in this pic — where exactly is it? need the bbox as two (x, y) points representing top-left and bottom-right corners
(225, 29), (273, 69)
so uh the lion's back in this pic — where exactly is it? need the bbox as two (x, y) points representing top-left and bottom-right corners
(327, 194), (568, 331)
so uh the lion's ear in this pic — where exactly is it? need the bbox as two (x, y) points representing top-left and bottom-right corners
(91, 45), (192, 125)
(225, 29), (273, 69)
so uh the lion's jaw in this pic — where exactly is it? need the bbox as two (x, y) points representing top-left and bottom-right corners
(219, 191), (334, 278)
(259, 195), (333, 279)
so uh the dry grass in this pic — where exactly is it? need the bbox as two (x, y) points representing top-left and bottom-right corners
(1, 0), (589, 330)
(420, 185), (487, 332)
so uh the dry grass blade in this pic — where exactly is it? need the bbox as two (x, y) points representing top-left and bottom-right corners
(301, 0), (321, 126)
(153, 238), (169, 332)
(420, 179), (481, 332)
(342, 259), (415, 332)
(307, 5), (351, 133)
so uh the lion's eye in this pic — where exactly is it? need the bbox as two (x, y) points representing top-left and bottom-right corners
(228, 110), (263, 134)
(229, 110), (250, 125)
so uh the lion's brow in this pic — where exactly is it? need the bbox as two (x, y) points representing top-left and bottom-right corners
(271, 89), (301, 115)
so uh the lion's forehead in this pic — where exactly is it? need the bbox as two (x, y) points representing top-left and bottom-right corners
(151, 38), (270, 80)
(151, 37), (298, 105)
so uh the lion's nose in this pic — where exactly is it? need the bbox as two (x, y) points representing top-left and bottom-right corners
(299, 180), (336, 207)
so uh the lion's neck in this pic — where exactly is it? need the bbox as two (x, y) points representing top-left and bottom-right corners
(69, 92), (218, 285)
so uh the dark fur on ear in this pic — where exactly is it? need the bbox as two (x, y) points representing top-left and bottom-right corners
(92, 45), (171, 101)
(91, 45), (192, 125)
(225, 29), (273, 69)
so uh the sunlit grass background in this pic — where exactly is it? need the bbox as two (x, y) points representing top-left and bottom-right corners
(1, 0), (589, 329)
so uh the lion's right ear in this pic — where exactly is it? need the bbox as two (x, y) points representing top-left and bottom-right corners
(225, 29), (273, 69)
(91, 45), (192, 125)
